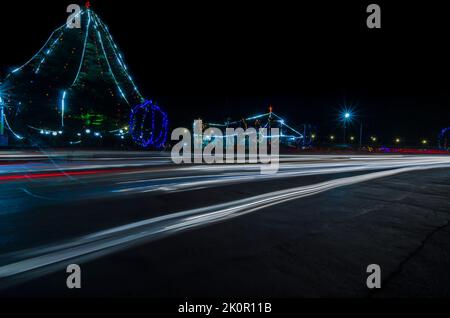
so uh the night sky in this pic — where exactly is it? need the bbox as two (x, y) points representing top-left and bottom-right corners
(1, 1), (449, 146)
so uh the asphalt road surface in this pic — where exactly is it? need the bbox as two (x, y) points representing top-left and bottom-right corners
(0, 151), (449, 297)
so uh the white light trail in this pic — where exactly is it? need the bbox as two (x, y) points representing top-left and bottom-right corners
(0, 161), (450, 287)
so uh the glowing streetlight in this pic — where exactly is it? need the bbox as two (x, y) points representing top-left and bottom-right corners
(395, 138), (401, 144)
(350, 136), (355, 141)
(340, 108), (353, 122)
(340, 110), (352, 144)
(339, 108), (363, 148)
(421, 139), (428, 145)
(330, 135), (335, 141)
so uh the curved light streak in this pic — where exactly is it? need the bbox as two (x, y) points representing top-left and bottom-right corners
(96, 29), (129, 105)
(1, 163), (449, 287)
(70, 10), (92, 88)
(6, 11), (84, 79)
(61, 91), (67, 127)
(93, 12), (144, 101)
(2, 111), (24, 140)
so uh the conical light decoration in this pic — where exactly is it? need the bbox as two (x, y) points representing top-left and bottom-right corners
(1, 6), (168, 148)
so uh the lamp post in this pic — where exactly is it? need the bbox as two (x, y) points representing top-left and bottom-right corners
(340, 109), (363, 148)
(343, 112), (350, 143)
(359, 120), (363, 149)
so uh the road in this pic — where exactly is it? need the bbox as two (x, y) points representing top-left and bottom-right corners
(0, 150), (450, 296)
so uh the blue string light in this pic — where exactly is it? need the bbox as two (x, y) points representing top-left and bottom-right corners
(2, 8), (169, 146)
(93, 12), (144, 101)
(96, 29), (130, 105)
(130, 100), (169, 148)
(61, 90), (67, 127)
(205, 111), (304, 140)
(70, 10), (92, 87)
(35, 36), (62, 74)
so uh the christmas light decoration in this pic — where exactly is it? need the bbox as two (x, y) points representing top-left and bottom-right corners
(0, 98), (23, 140)
(439, 127), (450, 150)
(0, 6), (168, 148)
(61, 90), (67, 127)
(130, 100), (169, 148)
(203, 107), (314, 147)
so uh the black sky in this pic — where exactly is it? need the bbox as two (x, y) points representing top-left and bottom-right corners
(1, 1), (449, 145)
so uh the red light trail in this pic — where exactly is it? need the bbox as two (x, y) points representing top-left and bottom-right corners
(0, 169), (125, 182)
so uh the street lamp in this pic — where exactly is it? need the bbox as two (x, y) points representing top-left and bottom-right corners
(395, 138), (401, 144)
(421, 139), (428, 145)
(330, 135), (335, 141)
(371, 136), (377, 142)
(339, 107), (363, 148)
(340, 110), (352, 144)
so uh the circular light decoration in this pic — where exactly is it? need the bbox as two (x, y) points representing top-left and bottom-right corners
(130, 100), (169, 148)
